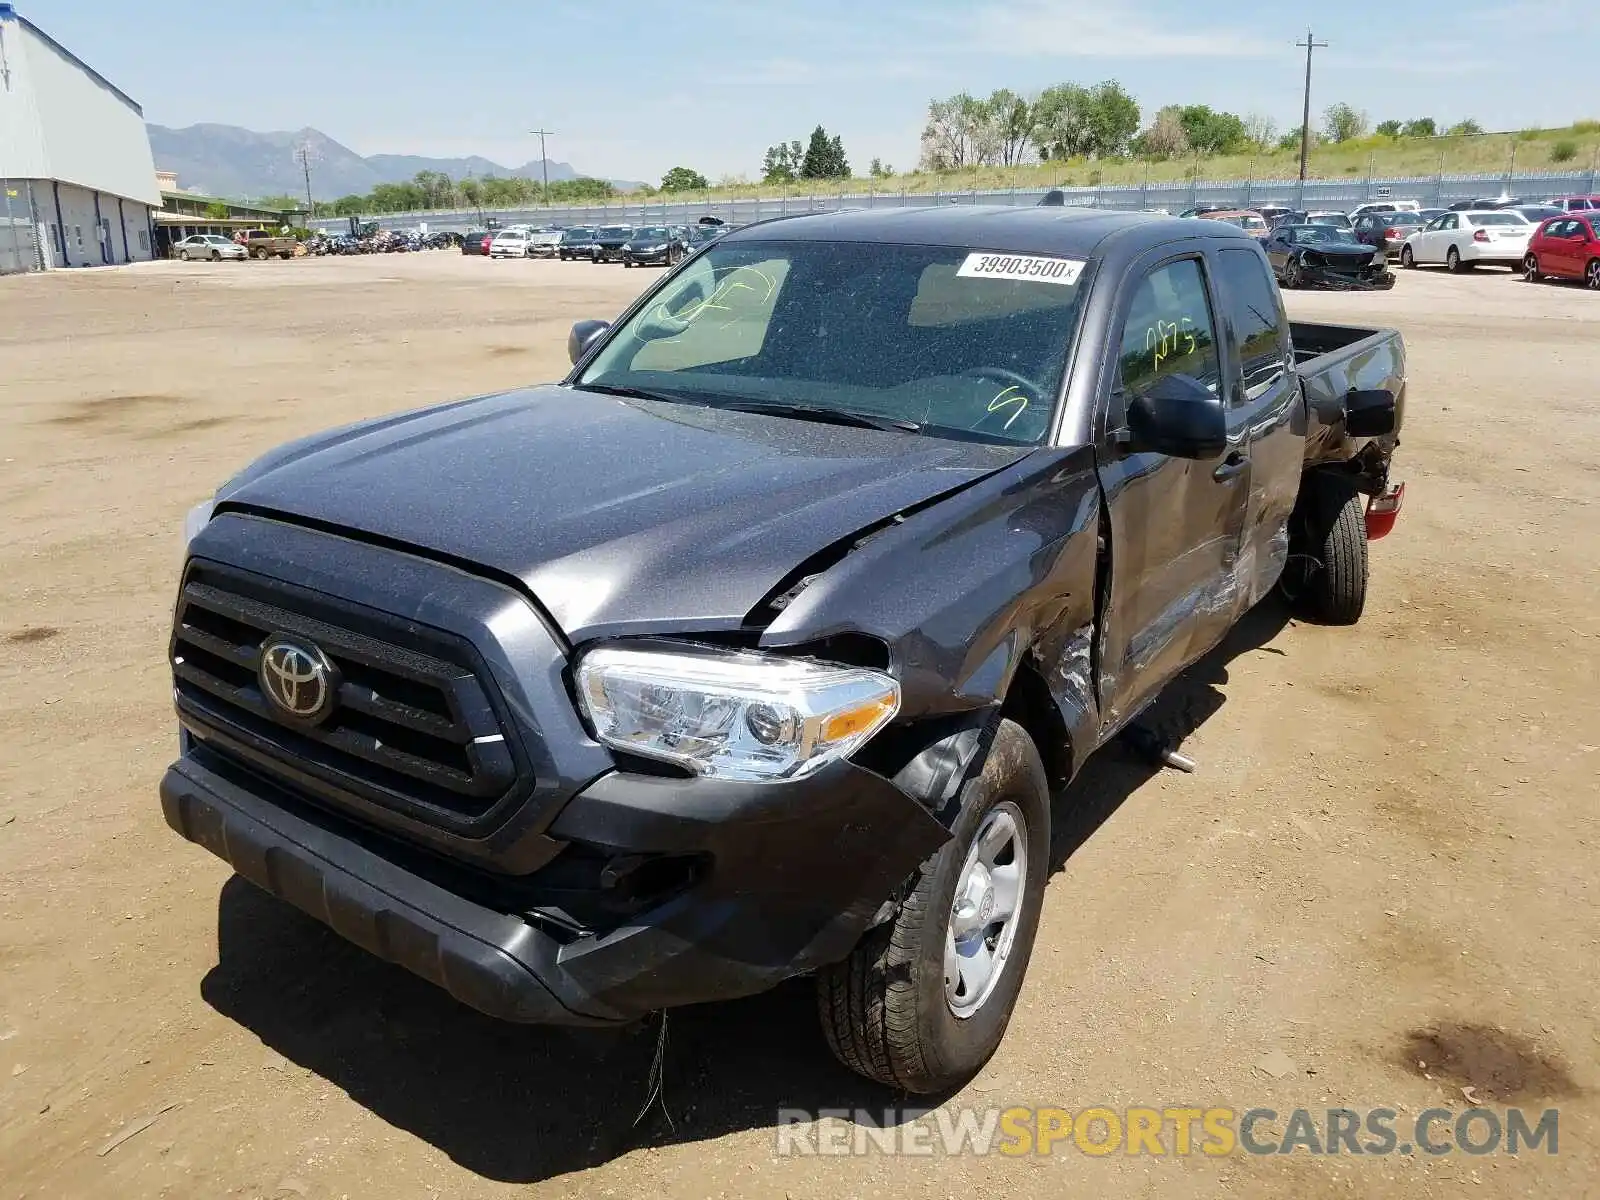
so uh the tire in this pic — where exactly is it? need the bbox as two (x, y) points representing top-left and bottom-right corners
(817, 718), (1050, 1094)
(179, 249), (191, 261)
(1446, 246), (1467, 273)
(252, 246), (268, 259)
(1588, 259), (1600, 290)
(1523, 253), (1542, 282)
(1283, 257), (1302, 289)
(1283, 475), (1369, 625)
(211, 249), (221, 261)
(1400, 245), (1415, 269)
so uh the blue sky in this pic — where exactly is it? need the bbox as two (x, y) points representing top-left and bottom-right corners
(23, 0), (1600, 182)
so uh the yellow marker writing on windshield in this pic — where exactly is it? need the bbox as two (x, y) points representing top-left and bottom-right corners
(988, 386), (1029, 430)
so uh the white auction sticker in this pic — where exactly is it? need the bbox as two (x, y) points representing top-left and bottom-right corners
(957, 252), (1085, 286)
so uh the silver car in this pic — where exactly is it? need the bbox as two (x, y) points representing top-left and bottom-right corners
(175, 234), (247, 261)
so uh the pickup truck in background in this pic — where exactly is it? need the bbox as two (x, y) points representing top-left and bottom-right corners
(162, 208), (1405, 1094)
(240, 229), (297, 259)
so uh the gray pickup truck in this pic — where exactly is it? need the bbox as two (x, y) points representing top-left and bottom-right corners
(163, 207), (1405, 1093)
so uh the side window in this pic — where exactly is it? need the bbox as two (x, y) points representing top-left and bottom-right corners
(1115, 258), (1221, 401)
(1215, 249), (1286, 403)
(1443, 215), (1458, 231)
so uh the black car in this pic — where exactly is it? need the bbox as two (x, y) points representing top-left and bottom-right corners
(620, 226), (687, 267)
(461, 231), (492, 256)
(1265, 224), (1394, 289)
(557, 227), (597, 260)
(1352, 211), (1423, 256)
(163, 207), (1406, 1095)
(589, 225), (634, 263)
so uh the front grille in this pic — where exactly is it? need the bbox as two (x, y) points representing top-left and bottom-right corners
(171, 561), (521, 828)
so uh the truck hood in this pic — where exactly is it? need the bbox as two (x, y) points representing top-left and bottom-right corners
(217, 386), (1033, 642)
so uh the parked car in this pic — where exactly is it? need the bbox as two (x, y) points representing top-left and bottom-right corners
(165, 207), (1406, 1096)
(461, 231), (493, 256)
(1255, 204), (1295, 225)
(1271, 210), (1352, 230)
(1522, 214), (1600, 288)
(1541, 195), (1600, 212)
(557, 228), (597, 260)
(1264, 224), (1394, 289)
(1399, 210), (1533, 271)
(1352, 211), (1423, 256)
(1509, 205), (1563, 225)
(174, 234), (247, 261)
(240, 230), (297, 260)
(528, 231), (565, 258)
(1415, 208), (1448, 225)
(1197, 210), (1271, 239)
(1348, 200), (1421, 221)
(589, 225), (635, 263)
(1447, 196), (1522, 211)
(620, 226), (687, 267)
(1176, 202), (1236, 218)
(489, 229), (533, 259)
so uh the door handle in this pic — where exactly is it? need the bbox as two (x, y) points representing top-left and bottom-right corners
(1212, 452), (1249, 482)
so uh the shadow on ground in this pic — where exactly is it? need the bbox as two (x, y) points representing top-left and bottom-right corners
(202, 598), (1294, 1183)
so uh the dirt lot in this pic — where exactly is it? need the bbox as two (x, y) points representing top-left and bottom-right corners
(1, 251), (1596, 1200)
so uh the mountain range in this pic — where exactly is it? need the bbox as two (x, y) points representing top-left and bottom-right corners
(146, 124), (641, 201)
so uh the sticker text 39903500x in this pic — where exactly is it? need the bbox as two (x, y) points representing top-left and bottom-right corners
(956, 253), (1086, 286)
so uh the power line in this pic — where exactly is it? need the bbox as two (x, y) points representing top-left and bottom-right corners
(528, 128), (554, 203)
(1295, 29), (1329, 188)
(293, 141), (317, 218)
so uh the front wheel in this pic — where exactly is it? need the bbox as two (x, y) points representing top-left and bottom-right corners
(1282, 257), (1302, 288)
(1588, 259), (1600, 290)
(818, 718), (1049, 1094)
(179, 249), (191, 261)
(1446, 246), (1466, 273)
(1400, 245), (1415, 269)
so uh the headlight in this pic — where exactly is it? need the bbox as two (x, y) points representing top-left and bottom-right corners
(183, 498), (215, 548)
(575, 644), (899, 782)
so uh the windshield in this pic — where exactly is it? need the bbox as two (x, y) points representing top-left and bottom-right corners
(1289, 227), (1360, 246)
(575, 239), (1088, 444)
(1310, 213), (1352, 227)
(631, 227), (670, 241)
(599, 226), (631, 238)
(1471, 212), (1529, 226)
(498, 230), (526, 238)
(564, 230), (594, 241)
(1383, 214), (1422, 226)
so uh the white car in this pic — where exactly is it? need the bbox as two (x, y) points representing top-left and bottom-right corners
(488, 229), (532, 258)
(1399, 210), (1534, 272)
(174, 234), (247, 261)
(1349, 200), (1421, 221)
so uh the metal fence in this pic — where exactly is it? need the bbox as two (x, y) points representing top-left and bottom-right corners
(309, 168), (1600, 236)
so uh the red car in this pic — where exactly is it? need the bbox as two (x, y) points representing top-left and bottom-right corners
(1523, 214), (1600, 289)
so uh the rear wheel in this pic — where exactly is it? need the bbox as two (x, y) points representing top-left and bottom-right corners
(1283, 475), (1369, 625)
(817, 718), (1049, 1094)
(252, 246), (268, 259)
(1400, 245), (1415, 269)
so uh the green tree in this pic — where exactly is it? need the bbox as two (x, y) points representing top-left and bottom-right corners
(660, 166), (710, 191)
(1322, 102), (1369, 143)
(1375, 119), (1403, 137)
(868, 157), (893, 179)
(1085, 80), (1140, 157)
(1243, 113), (1278, 150)
(1401, 117), (1437, 137)
(1133, 105), (1190, 159)
(331, 194), (367, 216)
(827, 134), (850, 178)
(762, 140), (803, 183)
(1445, 118), (1484, 136)
(458, 179), (482, 212)
(920, 93), (988, 169)
(800, 125), (849, 179)
(1033, 84), (1094, 159)
(1177, 105), (1247, 154)
(1278, 126), (1316, 153)
(548, 177), (615, 201)
(203, 201), (231, 220)
(982, 88), (1035, 166)
(1551, 140), (1578, 163)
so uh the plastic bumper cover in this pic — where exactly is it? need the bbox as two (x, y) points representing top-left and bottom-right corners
(161, 751), (950, 1025)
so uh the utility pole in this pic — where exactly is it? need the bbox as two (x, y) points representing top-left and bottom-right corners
(528, 128), (554, 203)
(294, 141), (316, 219)
(1295, 29), (1328, 191)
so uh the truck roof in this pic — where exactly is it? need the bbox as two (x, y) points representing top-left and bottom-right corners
(723, 205), (1259, 257)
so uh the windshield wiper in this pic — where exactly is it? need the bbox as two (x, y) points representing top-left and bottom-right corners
(718, 401), (922, 434)
(572, 381), (698, 406)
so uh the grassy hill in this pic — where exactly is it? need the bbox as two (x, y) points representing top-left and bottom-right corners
(694, 123), (1600, 201)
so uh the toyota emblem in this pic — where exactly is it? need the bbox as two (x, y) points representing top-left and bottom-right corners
(259, 637), (337, 722)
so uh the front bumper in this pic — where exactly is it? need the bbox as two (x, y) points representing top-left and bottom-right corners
(162, 746), (949, 1025)
(623, 248), (670, 264)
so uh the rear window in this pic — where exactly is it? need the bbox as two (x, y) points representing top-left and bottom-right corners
(1214, 249), (1286, 403)
(1470, 212), (1528, 226)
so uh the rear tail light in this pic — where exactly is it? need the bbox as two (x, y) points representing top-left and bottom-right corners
(1365, 482), (1405, 540)
(1385, 227), (1403, 239)
(1473, 229), (1491, 242)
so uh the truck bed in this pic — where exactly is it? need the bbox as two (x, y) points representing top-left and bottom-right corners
(1291, 321), (1406, 471)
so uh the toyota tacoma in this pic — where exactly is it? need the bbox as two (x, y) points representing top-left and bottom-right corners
(163, 207), (1406, 1093)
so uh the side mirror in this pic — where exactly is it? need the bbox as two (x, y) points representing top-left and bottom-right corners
(568, 319), (610, 365)
(1344, 388), (1396, 437)
(1126, 374), (1228, 459)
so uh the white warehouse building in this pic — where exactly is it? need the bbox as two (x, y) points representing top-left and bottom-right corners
(0, 3), (159, 272)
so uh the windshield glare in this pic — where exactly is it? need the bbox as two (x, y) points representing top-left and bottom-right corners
(1290, 227), (1360, 245)
(576, 239), (1087, 444)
